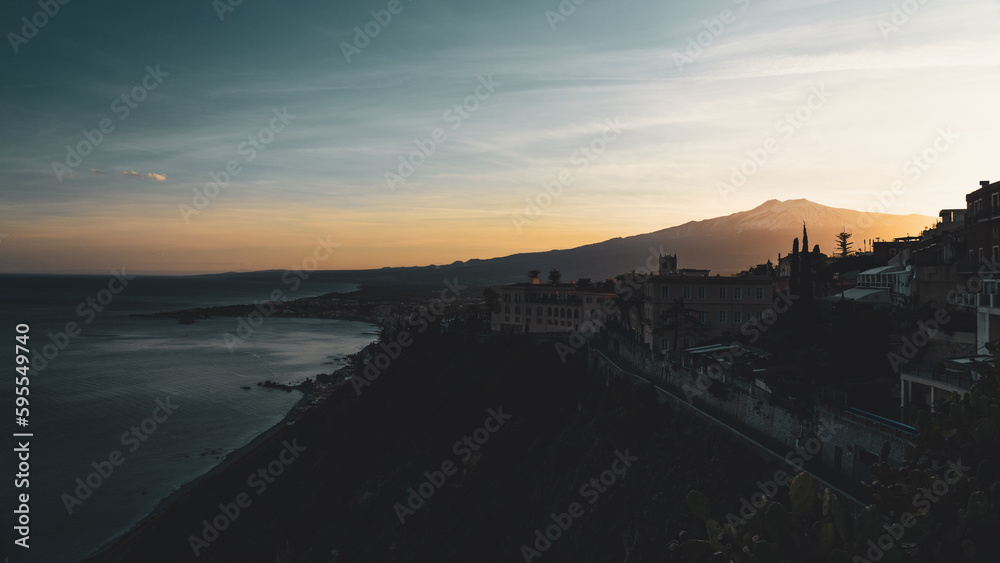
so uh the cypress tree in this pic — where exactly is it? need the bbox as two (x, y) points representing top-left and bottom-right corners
(801, 224), (813, 302)
(790, 238), (800, 296)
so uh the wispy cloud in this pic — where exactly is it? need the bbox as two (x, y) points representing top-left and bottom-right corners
(120, 170), (166, 181)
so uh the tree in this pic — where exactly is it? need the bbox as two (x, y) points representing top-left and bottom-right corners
(676, 345), (1000, 562)
(800, 224), (813, 302)
(790, 238), (800, 296)
(576, 277), (592, 289)
(528, 269), (541, 281)
(548, 269), (562, 285)
(747, 260), (775, 276)
(835, 229), (853, 258)
(482, 288), (501, 314)
(661, 298), (707, 355)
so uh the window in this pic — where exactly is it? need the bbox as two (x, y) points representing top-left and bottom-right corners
(504, 294), (510, 302)
(698, 286), (706, 299)
(505, 305), (510, 314)
(586, 297), (592, 303)
(992, 192), (999, 216)
(697, 311), (706, 323)
(756, 287), (764, 300)
(993, 246), (999, 264)
(683, 286), (692, 299)
(514, 294), (521, 303)
(514, 305), (520, 314)
(733, 287), (742, 300)
(733, 310), (742, 324)
(719, 287), (727, 299)
(574, 310), (579, 319)
(661, 286), (670, 299)
(718, 310), (727, 324)
(980, 248), (985, 262)
(537, 306), (543, 315)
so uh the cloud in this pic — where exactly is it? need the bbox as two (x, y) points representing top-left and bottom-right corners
(89, 169), (104, 174)
(120, 170), (167, 181)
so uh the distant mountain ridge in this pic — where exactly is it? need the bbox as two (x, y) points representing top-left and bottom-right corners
(225, 199), (935, 287)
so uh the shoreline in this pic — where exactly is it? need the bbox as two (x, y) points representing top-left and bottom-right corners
(80, 363), (352, 563)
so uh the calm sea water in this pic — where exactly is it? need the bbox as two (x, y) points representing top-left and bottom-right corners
(0, 275), (376, 562)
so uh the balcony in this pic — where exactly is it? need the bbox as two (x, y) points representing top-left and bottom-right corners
(901, 362), (980, 392)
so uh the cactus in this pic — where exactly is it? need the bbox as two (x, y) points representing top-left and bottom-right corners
(852, 504), (882, 544)
(673, 352), (1000, 561)
(752, 539), (779, 563)
(789, 473), (817, 518)
(686, 489), (711, 521)
(765, 501), (790, 544)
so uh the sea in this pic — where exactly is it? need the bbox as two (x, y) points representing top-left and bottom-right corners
(0, 274), (377, 562)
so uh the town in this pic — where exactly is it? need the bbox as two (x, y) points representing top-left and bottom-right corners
(486, 179), (1000, 499)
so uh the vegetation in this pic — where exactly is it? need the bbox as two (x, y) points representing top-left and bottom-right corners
(482, 287), (501, 313)
(836, 230), (854, 258)
(91, 306), (781, 562)
(675, 346), (1000, 562)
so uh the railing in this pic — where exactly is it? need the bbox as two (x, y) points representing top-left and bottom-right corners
(902, 363), (976, 390)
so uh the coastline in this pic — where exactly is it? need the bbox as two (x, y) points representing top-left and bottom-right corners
(80, 364), (350, 563)
(81, 287), (475, 561)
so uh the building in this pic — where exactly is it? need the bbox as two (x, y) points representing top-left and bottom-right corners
(850, 264), (913, 308)
(872, 237), (920, 265)
(636, 255), (775, 354)
(490, 276), (616, 334)
(965, 179), (1000, 264)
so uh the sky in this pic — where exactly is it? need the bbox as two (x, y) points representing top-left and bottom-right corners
(1, 0), (999, 274)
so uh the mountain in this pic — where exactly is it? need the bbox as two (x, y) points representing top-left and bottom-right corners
(225, 199), (936, 288)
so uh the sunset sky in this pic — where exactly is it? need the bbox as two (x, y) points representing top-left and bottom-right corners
(1, 0), (999, 274)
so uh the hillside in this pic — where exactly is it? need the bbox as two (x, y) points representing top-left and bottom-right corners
(217, 199), (934, 288)
(86, 321), (779, 563)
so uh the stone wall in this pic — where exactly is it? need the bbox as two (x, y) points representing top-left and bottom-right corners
(590, 347), (915, 484)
